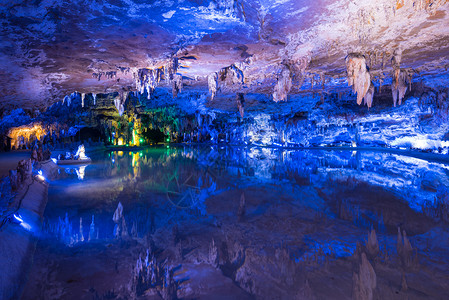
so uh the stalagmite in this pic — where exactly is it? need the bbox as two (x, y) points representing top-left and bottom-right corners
(208, 72), (218, 100)
(273, 65), (292, 102)
(172, 74), (183, 98)
(208, 239), (219, 268)
(346, 53), (372, 107)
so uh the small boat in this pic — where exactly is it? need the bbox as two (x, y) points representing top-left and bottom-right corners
(57, 157), (92, 165)
(56, 144), (92, 165)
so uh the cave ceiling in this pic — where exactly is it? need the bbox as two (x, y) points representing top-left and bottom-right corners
(1, 0), (449, 112)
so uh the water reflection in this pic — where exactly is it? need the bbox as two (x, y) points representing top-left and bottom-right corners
(43, 146), (449, 245)
(26, 146), (449, 299)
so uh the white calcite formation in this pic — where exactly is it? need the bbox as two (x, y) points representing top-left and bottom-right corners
(346, 53), (372, 107)
(114, 91), (127, 116)
(273, 65), (292, 102)
(392, 70), (408, 107)
(208, 72), (218, 100)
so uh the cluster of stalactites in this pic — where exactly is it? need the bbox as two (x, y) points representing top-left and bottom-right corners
(392, 70), (408, 107)
(134, 58), (179, 99)
(208, 72), (218, 100)
(273, 65), (292, 102)
(135, 68), (163, 99)
(172, 74), (183, 98)
(346, 53), (373, 108)
(164, 58), (179, 84)
(391, 49), (408, 107)
(219, 64), (244, 86)
(206, 64), (243, 100)
(114, 90), (128, 116)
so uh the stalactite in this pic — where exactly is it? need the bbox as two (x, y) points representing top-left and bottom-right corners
(407, 70), (413, 91)
(135, 68), (163, 100)
(236, 93), (244, 118)
(115, 90), (127, 116)
(219, 64), (244, 86)
(63, 95), (71, 106)
(208, 72), (218, 100)
(346, 53), (372, 106)
(93, 93), (97, 106)
(172, 74), (183, 98)
(378, 73), (385, 93)
(273, 65), (292, 102)
(364, 83), (375, 108)
(381, 52), (387, 70)
(392, 49), (402, 89)
(81, 93), (85, 108)
(165, 58), (179, 83)
(392, 70), (408, 106)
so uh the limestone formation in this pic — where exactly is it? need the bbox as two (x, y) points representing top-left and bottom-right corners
(172, 74), (183, 98)
(208, 72), (218, 100)
(273, 65), (292, 102)
(346, 53), (372, 107)
(392, 70), (408, 107)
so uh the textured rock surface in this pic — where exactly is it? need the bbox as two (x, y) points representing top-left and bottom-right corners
(1, 0), (449, 112)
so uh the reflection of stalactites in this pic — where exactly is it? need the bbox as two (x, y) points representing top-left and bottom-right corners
(346, 53), (372, 106)
(172, 74), (183, 98)
(392, 70), (407, 107)
(79, 217), (84, 242)
(273, 65), (292, 102)
(93, 93), (97, 106)
(208, 72), (218, 100)
(236, 93), (245, 118)
(88, 215), (95, 241)
(352, 253), (376, 300)
(237, 192), (246, 220)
